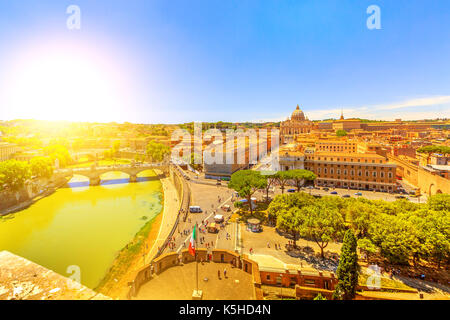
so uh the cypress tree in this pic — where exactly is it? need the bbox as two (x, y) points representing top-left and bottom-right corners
(333, 229), (359, 300)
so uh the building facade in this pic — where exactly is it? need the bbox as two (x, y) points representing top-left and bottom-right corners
(304, 152), (397, 191)
(0, 142), (19, 161)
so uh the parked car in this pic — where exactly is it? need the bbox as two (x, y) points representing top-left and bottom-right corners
(287, 188), (296, 193)
(354, 192), (363, 196)
(323, 187), (329, 191)
(395, 195), (406, 199)
(341, 194), (351, 198)
(189, 206), (203, 213)
(330, 191), (338, 195)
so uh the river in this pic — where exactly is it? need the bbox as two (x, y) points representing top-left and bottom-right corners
(0, 171), (163, 289)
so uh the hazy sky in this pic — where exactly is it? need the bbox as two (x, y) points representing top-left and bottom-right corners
(0, 0), (449, 123)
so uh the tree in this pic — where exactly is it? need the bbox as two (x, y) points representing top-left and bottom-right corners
(369, 214), (419, 265)
(286, 169), (317, 191)
(267, 192), (315, 225)
(146, 141), (170, 162)
(275, 171), (291, 194)
(30, 157), (54, 179)
(0, 160), (31, 191)
(333, 230), (359, 300)
(43, 144), (71, 168)
(427, 194), (450, 211)
(416, 145), (450, 156)
(112, 140), (121, 156)
(228, 170), (267, 216)
(336, 130), (348, 137)
(314, 293), (327, 300)
(357, 238), (377, 262)
(299, 201), (345, 258)
(344, 199), (376, 238)
(421, 210), (450, 269)
(262, 173), (277, 202)
(276, 207), (305, 249)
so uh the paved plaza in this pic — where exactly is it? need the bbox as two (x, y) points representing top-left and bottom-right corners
(134, 261), (254, 300)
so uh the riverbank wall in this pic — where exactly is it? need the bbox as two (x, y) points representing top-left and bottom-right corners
(0, 176), (68, 216)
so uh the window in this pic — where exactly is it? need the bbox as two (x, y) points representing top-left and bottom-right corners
(388, 172), (393, 178)
(266, 275), (271, 281)
(366, 171), (369, 177)
(324, 168), (327, 174)
(337, 169), (340, 174)
(373, 171), (377, 177)
(330, 169), (334, 174)
(380, 172), (384, 178)
(304, 279), (316, 285)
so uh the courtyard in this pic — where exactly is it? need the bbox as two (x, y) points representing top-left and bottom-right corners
(133, 261), (255, 300)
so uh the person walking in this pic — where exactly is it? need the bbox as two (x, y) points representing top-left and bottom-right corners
(218, 270), (221, 279)
(224, 268), (227, 278)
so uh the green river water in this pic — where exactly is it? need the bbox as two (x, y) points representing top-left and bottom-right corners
(0, 171), (163, 289)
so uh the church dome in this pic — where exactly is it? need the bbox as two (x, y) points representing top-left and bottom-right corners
(291, 105), (306, 121)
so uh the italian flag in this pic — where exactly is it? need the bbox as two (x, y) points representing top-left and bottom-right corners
(189, 224), (197, 256)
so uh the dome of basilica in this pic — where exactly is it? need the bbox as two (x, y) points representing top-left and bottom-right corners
(291, 105), (306, 121)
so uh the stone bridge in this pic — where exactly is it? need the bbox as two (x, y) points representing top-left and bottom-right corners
(54, 163), (168, 186)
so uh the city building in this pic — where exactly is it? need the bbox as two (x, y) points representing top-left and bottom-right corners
(0, 142), (19, 161)
(304, 152), (397, 191)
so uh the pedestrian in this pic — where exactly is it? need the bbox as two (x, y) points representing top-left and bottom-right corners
(224, 268), (227, 278)
(218, 270), (221, 279)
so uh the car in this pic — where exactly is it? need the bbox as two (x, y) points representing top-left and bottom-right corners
(189, 206), (203, 213)
(306, 186), (313, 189)
(341, 194), (351, 198)
(287, 188), (296, 193)
(323, 187), (329, 191)
(395, 195), (406, 199)
(354, 192), (363, 196)
(330, 191), (338, 195)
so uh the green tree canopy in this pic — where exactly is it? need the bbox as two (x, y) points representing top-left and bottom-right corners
(0, 160), (31, 191)
(299, 201), (345, 258)
(416, 145), (450, 155)
(30, 157), (54, 179)
(146, 141), (170, 162)
(43, 144), (71, 168)
(286, 169), (317, 191)
(274, 171), (291, 194)
(228, 170), (267, 216)
(276, 207), (305, 248)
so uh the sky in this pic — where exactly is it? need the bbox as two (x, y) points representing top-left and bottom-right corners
(0, 0), (449, 123)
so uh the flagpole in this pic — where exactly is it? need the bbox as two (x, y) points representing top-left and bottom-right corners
(195, 223), (198, 292)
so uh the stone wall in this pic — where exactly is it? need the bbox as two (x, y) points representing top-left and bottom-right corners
(418, 166), (450, 195)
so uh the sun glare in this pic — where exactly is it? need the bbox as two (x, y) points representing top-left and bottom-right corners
(1, 44), (131, 122)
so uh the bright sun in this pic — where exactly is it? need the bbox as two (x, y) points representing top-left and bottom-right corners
(1, 44), (130, 122)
